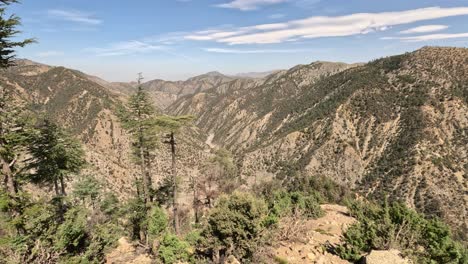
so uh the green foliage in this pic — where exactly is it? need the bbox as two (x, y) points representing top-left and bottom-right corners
(99, 192), (119, 217)
(55, 207), (88, 253)
(147, 206), (168, 239)
(84, 222), (124, 262)
(153, 114), (194, 133)
(198, 192), (269, 262)
(122, 198), (147, 240)
(336, 200), (468, 263)
(27, 118), (86, 195)
(0, 0), (35, 68)
(267, 191), (323, 220)
(73, 175), (101, 206)
(157, 233), (192, 264)
(286, 174), (351, 205)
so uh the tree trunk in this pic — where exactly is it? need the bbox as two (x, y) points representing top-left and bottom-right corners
(193, 182), (200, 224)
(54, 178), (60, 196)
(138, 132), (150, 206)
(1, 155), (15, 195)
(59, 175), (66, 196)
(170, 132), (180, 235)
(144, 149), (154, 202)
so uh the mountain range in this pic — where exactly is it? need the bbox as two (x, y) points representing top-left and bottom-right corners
(1, 46), (466, 238)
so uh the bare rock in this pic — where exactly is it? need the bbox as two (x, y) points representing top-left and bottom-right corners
(106, 237), (152, 264)
(364, 250), (412, 264)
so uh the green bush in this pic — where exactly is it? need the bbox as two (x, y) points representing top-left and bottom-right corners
(147, 206), (168, 239)
(55, 207), (88, 253)
(158, 233), (192, 264)
(99, 192), (119, 217)
(268, 191), (323, 220)
(336, 200), (468, 263)
(198, 192), (269, 262)
(84, 222), (124, 262)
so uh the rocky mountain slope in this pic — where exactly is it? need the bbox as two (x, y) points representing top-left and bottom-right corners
(104, 71), (238, 109)
(3, 47), (466, 238)
(0, 60), (210, 201)
(169, 47), (468, 237)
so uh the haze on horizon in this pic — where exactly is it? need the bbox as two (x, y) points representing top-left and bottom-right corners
(10, 0), (468, 82)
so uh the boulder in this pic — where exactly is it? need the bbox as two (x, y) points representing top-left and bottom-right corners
(364, 250), (411, 264)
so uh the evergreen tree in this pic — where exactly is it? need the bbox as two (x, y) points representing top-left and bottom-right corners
(0, 0), (34, 67)
(155, 115), (193, 234)
(0, 0), (34, 195)
(27, 118), (85, 197)
(119, 74), (158, 205)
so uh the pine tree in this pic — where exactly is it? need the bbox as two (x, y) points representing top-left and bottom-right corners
(0, 0), (34, 67)
(0, 89), (30, 194)
(156, 115), (193, 235)
(27, 118), (85, 197)
(119, 74), (158, 205)
(0, 0), (34, 195)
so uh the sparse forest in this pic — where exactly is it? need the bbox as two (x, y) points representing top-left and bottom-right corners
(0, 1), (467, 264)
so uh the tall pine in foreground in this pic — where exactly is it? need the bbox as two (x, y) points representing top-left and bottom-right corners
(0, 0), (34, 195)
(119, 74), (159, 206)
(156, 115), (193, 234)
(27, 118), (85, 197)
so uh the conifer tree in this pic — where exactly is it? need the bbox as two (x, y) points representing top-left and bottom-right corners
(155, 115), (193, 234)
(0, 0), (34, 195)
(27, 118), (85, 197)
(119, 74), (158, 205)
(0, 0), (34, 67)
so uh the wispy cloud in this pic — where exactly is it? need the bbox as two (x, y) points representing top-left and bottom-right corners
(216, 0), (289, 11)
(85, 41), (164, 56)
(185, 6), (468, 44)
(36, 51), (64, 58)
(399, 25), (448, 34)
(48, 9), (102, 25)
(269, 13), (285, 19)
(382, 33), (468, 42)
(203, 47), (311, 53)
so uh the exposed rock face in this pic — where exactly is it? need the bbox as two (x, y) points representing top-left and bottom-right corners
(364, 250), (412, 264)
(138, 71), (237, 109)
(169, 47), (468, 237)
(0, 61), (210, 203)
(105, 237), (152, 264)
(274, 204), (355, 264)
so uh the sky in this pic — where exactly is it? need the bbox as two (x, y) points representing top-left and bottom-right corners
(9, 0), (468, 82)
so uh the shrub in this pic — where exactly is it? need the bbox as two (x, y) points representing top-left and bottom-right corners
(55, 207), (88, 253)
(198, 192), (269, 262)
(99, 192), (119, 217)
(158, 233), (191, 264)
(147, 206), (168, 239)
(268, 191), (323, 220)
(336, 200), (468, 263)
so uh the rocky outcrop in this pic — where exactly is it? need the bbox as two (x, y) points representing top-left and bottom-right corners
(364, 250), (412, 264)
(105, 237), (152, 264)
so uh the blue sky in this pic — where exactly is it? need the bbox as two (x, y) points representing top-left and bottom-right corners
(10, 0), (468, 81)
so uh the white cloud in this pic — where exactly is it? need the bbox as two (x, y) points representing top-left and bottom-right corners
(203, 47), (310, 53)
(48, 9), (102, 25)
(382, 32), (468, 42)
(85, 41), (164, 56)
(36, 51), (64, 57)
(185, 6), (468, 44)
(217, 0), (289, 11)
(399, 25), (448, 34)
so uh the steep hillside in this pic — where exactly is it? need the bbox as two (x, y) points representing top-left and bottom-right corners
(0, 61), (210, 202)
(169, 47), (468, 237)
(137, 71), (237, 109)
